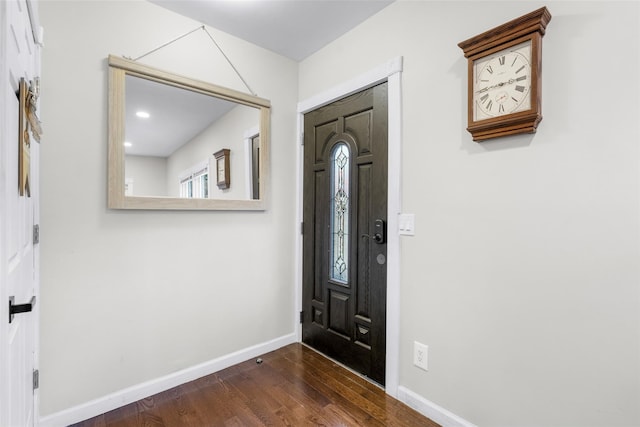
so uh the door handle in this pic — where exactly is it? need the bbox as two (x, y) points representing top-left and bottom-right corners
(9, 296), (36, 324)
(373, 219), (386, 244)
(361, 219), (386, 244)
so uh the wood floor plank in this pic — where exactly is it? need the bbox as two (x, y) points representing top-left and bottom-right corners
(267, 384), (329, 425)
(292, 346), (438, 427)
(187, 375), (258, 426)
(267, 353), (388, 426)
(151, 386), (206, 426)
(102, 402), (138, 427)
(71, 343), (440, 427)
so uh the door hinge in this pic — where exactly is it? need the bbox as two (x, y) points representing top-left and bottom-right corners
(33, 224), (40, 244)
(299, 311), (304, 324)
(33, 369), (39, 390)
(300, 131), (304, 146)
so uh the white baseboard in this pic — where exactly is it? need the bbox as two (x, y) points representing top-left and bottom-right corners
(39, 334), (297, 427)
(397, 386), (477, 427)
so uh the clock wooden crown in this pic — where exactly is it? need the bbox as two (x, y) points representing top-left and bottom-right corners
(458, 7), (552, 141)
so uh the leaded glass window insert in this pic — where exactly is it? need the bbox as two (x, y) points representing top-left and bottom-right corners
(330, 143), (350, 283)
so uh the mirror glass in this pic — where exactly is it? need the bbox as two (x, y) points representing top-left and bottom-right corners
(108, 55), (270, 210)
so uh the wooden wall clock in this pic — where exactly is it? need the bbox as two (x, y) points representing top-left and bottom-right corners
(214, 148), (230, 189)
(458, 7), (551, 141)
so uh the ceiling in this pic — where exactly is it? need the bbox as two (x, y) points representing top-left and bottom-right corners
(125, 75), (241, 157)
(125, 0), (395, 158)
(149, 0), (395, 61)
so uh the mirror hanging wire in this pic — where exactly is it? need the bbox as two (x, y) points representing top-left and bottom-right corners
(126, 25), (257, 97)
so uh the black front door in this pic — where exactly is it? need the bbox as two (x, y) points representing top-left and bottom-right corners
(302, 82), (388, 385)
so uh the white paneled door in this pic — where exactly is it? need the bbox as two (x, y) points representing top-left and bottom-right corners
(1, 0), (41, 426)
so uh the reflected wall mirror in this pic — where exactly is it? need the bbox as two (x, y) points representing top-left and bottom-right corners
(107, 55), (270, 210)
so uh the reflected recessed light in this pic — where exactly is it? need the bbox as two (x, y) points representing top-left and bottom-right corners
(123, 142), (132, 147)
(136, 111), (150, 119)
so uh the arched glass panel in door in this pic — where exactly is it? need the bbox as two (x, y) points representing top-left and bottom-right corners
(330, 142), (350, 283)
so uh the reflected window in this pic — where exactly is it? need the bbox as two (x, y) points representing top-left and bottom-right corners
(330, 143), (350, 283)
(179, 162), (209, 199)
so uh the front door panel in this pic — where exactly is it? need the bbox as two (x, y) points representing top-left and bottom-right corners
(302, 82), (388, 385)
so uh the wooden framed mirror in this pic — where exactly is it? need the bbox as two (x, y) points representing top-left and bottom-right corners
(107, 55), (270, 210)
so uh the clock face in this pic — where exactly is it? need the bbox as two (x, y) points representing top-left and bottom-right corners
(216, 159), (225, 182)
(473, 40), (532, 121)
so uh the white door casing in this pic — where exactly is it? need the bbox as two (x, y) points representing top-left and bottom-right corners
(296, 57), (403, 395)
(0, 0), (41, 426)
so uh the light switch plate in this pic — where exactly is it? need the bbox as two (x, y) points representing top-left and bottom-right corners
(399, 213), (415, 236)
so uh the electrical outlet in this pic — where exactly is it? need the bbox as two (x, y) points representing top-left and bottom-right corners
(413, 341), (428, 371)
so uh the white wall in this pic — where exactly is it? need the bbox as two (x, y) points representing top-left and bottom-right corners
(166, 103), (259, 199)
(299, 1), (639, 426)
(39, 0), (298, 417)
(125, 155), (167, 197)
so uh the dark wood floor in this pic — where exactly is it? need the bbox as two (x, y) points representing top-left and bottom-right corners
(71, 343), (440, 426)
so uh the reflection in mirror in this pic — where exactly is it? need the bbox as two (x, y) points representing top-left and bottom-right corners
(125, 75), (260, 200)
(108, 55), (270, 210)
